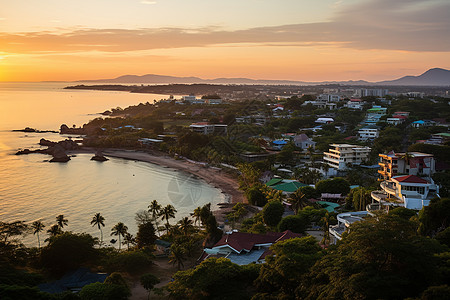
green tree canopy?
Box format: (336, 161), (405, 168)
(168, 257), (259, 300)
(79, 282), (130, 300)
(277, 215), (308, 234)
(253, 236), (322, 299)
(40, 232), (98, 276)
(136, 221), (157, 249)
(315, 177), (350, 195)
(262, 201), (285, 227)
(419, 197), (450, 236)
(246, 187), (268, 207)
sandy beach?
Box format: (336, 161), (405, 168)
(101, 149), (244, 203)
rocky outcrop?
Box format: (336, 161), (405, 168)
(49, 145), (70, 162)
(13, 127), (58, 133)
(16, 138), (78, 163)
(91, 150), (108, 162)
(60, 124), (86, 135)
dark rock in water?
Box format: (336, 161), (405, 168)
(13, 127), (58, 133)
(91, 150), (108, 161)
(49, 145), (70, 163)
(13, 127), (36, 132)
(15, 148), (47, 155)
(16, 149), (32, 155)
(40, 138), (56, 147)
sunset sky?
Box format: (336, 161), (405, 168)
(1, 0), (449, 82)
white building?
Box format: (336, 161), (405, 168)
(353, 88), (389, 98)
(329, 211), (372, 243)
(345, 99), (365, 110)
(358, 127), (379, 141)
(317, 94), (340, 102)
(189, 122), (227, 135)
(323, 144), (371, 174)
(371, 175), (439, 210)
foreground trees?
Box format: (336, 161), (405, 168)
(302, 214), (445, 300)
(40, 232), (98, 276)
(168, 257), (259, 300)
(253, 236), (322, 299)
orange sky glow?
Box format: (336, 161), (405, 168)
(1, 0), (449, 82)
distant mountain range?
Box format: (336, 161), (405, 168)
(78, 68), (450, 86)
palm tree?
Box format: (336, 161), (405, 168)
(111, 222), (128, 250)
(56, 215), (68, 230)
(148, 200), (162, 236)
(306, 145), (314, 163)
(123, 232), (135, 250)
(192, 206), (202, 227)
(288, 189), (310, 214)
(46, 224), (62, 240)
(90, 213), (105, 245)
(31, 220), (45, 249)
(321, 212), (331, 246)
(148, 200), (161, 220)
(160, 204), (177, 227)
(178, 217), (194, 236)
(169, 244), (186, 270)
(400, 152), (413, 172)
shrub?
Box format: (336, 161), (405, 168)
(105, 250), (152, 274)
(278, 215), (308, 234)
(246, 187), (267, 207)
(262, 201), (284, 227)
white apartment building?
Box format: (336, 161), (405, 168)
(317, 94), (340, 102)
(323, 144), (371, 175)
(358, 127), (379, 141)
(189, 122), (227, 135)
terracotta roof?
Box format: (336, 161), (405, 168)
(213, 230), (302, 253)
(393, 175), (430, 184)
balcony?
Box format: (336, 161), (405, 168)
(371, 190), (388, 202)
(380, 181), (397, 195)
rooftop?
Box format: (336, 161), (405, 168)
(393, 175), (430, 184)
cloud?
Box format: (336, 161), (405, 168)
(1, 0), (449, 54)
(141, 0), (156, 4)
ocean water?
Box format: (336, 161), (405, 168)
(0, 83), (224, 246)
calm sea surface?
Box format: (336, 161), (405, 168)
(0, 83), (224, 245)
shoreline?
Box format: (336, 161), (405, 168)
(70, 148), (245, 222)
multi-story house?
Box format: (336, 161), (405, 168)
(370, 175), (439, 210)
(372, 151), (438, 210)
(323, 144), (371, 175)
(377, 152), (435, 181)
